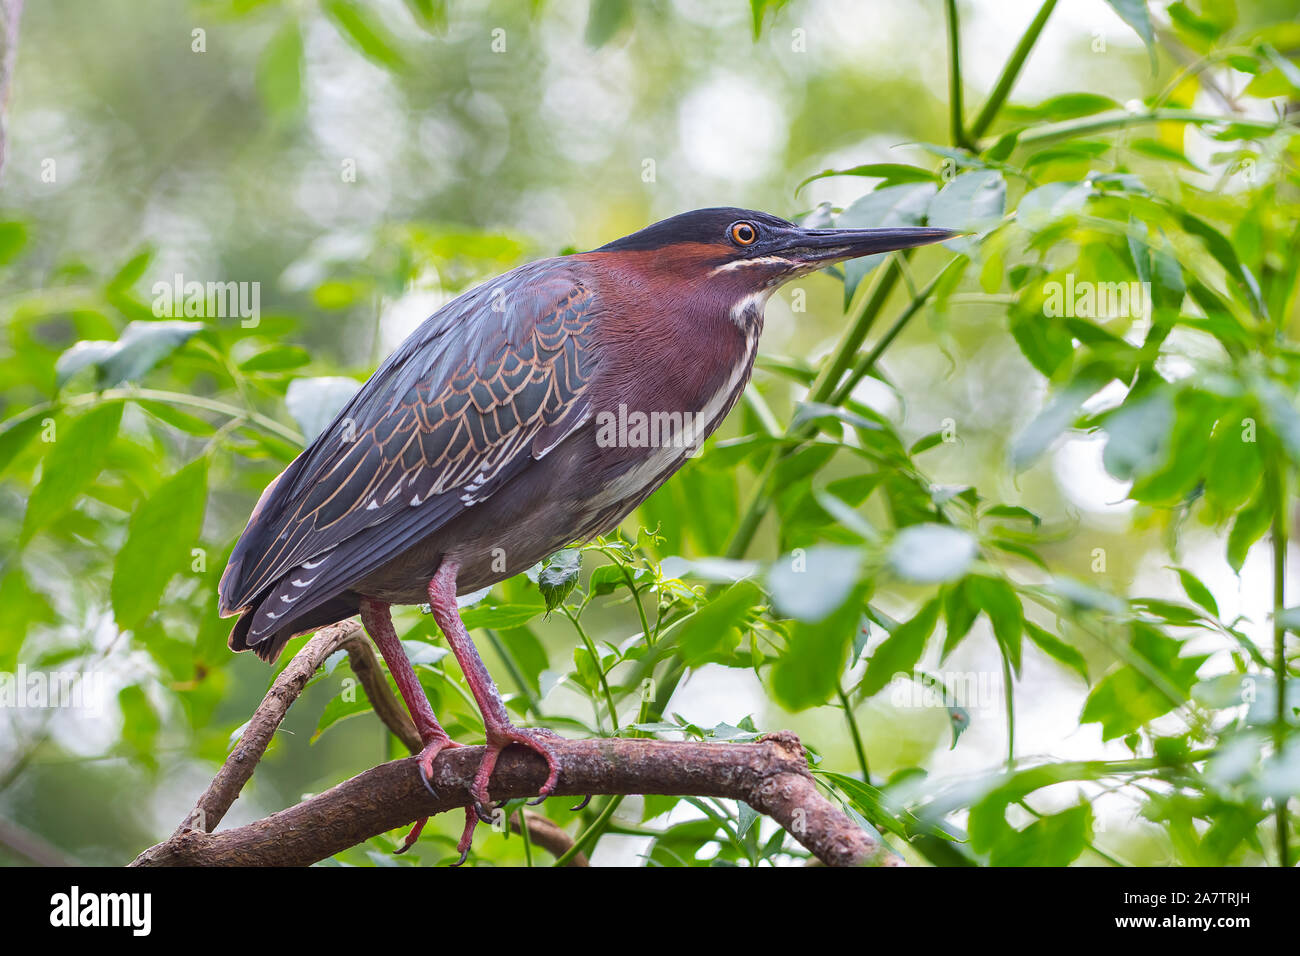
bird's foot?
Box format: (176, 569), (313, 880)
(414, 731), (463, 794)
(395, 806), (478, 865)
(470, 724), (563, 821)
(395, 731), (468, 857)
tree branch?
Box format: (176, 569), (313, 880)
(139, 620), (896, 868)
(133, 732), (891, 867)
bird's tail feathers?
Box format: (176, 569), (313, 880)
(228, 593), (361, 664)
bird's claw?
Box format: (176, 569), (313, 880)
(395, 733), (464, 855)
(415, 733), (462, 794)
(471, 725), (563, 812)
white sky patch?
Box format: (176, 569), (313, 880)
(678, 74), (786, 181)
(1081, 378), (1129, 415)
(1052, 435), (1135, 517)
(667, 664), (768, 729)
(963, 0), (1145, 100)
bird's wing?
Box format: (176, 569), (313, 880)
(219, 263), (600, 635)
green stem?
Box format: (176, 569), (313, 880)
(969, 0), (1058, 140)
(517, 810), (534, 867)
(829, 262), (957, 406)
(482, 628), (541, 717)
(552, 795), (623, 867)
(1001, 651), (1016, 771)
(1014, 109), (1288, 147)
(806, 259), (903, 406)
(0, 386), (305, 446)
(943, 0), (969, 149)
(565, 608), (619, 732)
(1266, 449), (1291, 869)
(837, 686), (870, 781)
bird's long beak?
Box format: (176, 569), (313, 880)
(776, 225), (958, 265)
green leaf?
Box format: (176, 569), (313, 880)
(1103, 0), (1156, 62)
(1081, 624), (1206, 739)
(927, 169), (1006, 255)
(587, 563), (631, 597)
(1129, 138), (1203, 172)
(403, 0), (448, 34)
(586, 0), (630, 47)
(239, 345), (311, 373)
(989, 804), (1091, 867)
(767, 546), (861, 622)
(1227, 487), (1271, 573)
(1008, 304), (1075, 379)
(112, 457), (209, 630)
(458, 604), (543, 631)
(771, 585), (867, 710)
(137, 401), (215, 436)
(315, 685), (375, 741)
(257, 20), (304, 120)
(941, 580), (978, 659)
(1024, 621), (1087, 680)
(0, 221), (28, 266)
(572, 645), (601, 692)
(322, 0), (407, 70)
(749, 0), (790, 39)
(887, 524), (977, 584)
(1011, 370), (1109, 469)
(1179, 211), (1264, 314)
(0, 414), (46, 477)
(117, 685), (160, 771)
(1101, 389), (1175, 481)
(1173, 567), (1219, 618)
(796, 164), (938, 195)
(56, 320), (204, 389)
(1204, 409), (1262, 512)
(109, 248), (153, 290)
(1003, 92), (1121, 123)
(966, 575), (1023, 674)
(21, 404), (123, 541)
(538, 549), (582, 611)
(860, 598), (940, 698)
(1256, 378), (1300, 463)
(984, 504), (1041, 527)
(676, 580), (761, 667)
(1129, 391), (1215, 504)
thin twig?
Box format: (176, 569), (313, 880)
(173, 621), (366, 835)
(511, 810), (589, 866)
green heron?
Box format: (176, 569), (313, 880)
(218, 207), (953, 862)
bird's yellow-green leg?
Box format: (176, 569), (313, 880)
(427, 558), (562, 821)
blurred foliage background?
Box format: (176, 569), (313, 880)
(1, 0), (1299, 866)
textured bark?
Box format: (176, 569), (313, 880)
(133, 732), (890, 867)
(135, 620), (896, 868)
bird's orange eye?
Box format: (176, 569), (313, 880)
(730, 221), (758, 245)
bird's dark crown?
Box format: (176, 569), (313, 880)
(596, 207), (796, 254)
